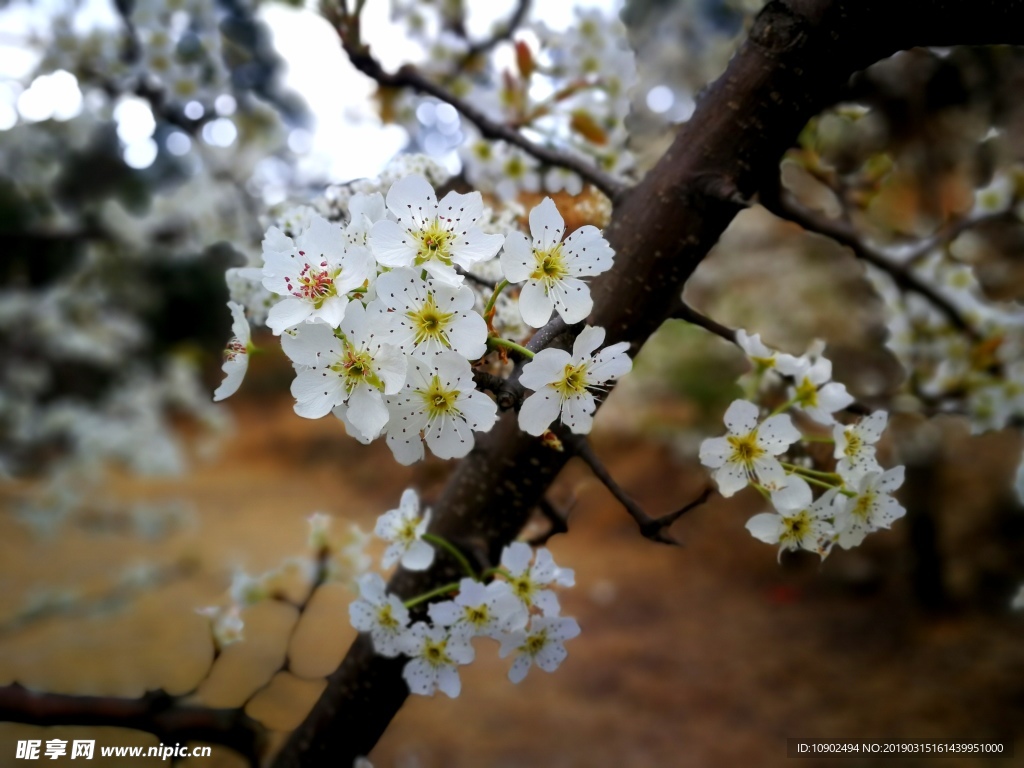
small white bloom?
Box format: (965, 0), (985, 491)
(261, 213), (375, 334)
(282, 302), (406, 439)
(401, 621), (475, 697)
(213, 301), (251, 402)
(833, 411), (888, 482)
(229, 570), (268, 607)
(375, 268), (487, 359)
(385, 351), (498, 464)
(1011, 585), (1024, 611)
(197, 605), (244, 649)
(698, 399), (801, 497)
(307, 512), (332, 550)
(745, 476), (838, 560)
(374, 488), (435, 571)
(428, 578), (528, 639)
(518, 325), (631, 436)
(348, 572), (410, 657)
(500, 197), (614, 327)
(973, 172), (1014, 215)
(784, 356), (854, 426)
(499, 615), (581, 684)
(500, 542), (575, 616)
(370, 174), (504, 286)
(833, 466), (906, 549)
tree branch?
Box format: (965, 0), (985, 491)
(337, 33), (626, 201)
(460, 0), (532, 65)
(569, 435), (711, 544)
(0, 686), (263, 766)
(759, 180), (980, 338)
(528, 496), (571, 546)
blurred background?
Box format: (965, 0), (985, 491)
(1, 0), (1024, 765)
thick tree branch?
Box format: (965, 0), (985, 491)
(274, 2), (1024, 765)
(337, 31), (626, 200)
(0, 686), (263, 765)
(528, 496), (571, 546)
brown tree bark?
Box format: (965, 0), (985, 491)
(273, 1), (1024, 765)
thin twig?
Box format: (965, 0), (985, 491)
(759, 182), (978, 339)
(460, 0), (532, 66)
(472, 370), (524, 411)
(569, 435), (712, 544)
(338, 38), (626, 201)
(670, 301), (738, 346)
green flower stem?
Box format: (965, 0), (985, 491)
(487, 336), (535, 360)
(480, 566), (512, 580)
(422, 533), (476, 579)
(770, 397), (797, 417)
(796, 474), (852, 495)
(403, 581), (462, 609)
(753, 484), (772, 501)
(483, 278), (511, 321)
(782, 462), (842, 481)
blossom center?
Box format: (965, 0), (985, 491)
(727, 433), (765, 466)
(332, 346), (384, 392)
(376, 603), (400, 630)
(422, 638), (451, 667)
(417, 375), (461, 420)
(781, 511), (810, 544)
(851, 492), (875, 520)
(510, 575), (534, 604)
(414, 221), (455, 266)
(409, 297), (454, 346)
(522, 629), (548, 656)
(794, 377), (819, 408)
(464, 605), (489, 627)
(843, 432), (863, 458)
(530, 245), (569, 284)
(224, 338), (245, 362)
(554, 362), (589, 398)
(284, 253), (340, 309)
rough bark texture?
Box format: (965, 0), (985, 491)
(272, 1), (1024, 764)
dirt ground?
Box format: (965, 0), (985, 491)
(1, 394), (1023, 768)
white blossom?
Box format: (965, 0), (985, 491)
(370, 174), (503, 287)
(500, 542), (575, 616)
(385, 351), (497, 464)
(498, 615), (580, 684)
(348, 572), (410, 657)
(428, 578), (528, 639)
(500, 197), (614, 327)
(375, 268), (487, 359)
(698, 399), (801, 497)
(833, 466), (906, 549)
(261, 213), (375, 334)
(782, 355), (854, 426)
(213, 301), (250, 402)
(745, 476), (838, 560)
(281, 302), (406, 439)
(833, 411), (888, 482)
(374, 488), (435, 571)
(401, 622), (475, 697)
(518, 325), (631, 436)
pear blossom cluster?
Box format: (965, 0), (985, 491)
(349, 488), (579, 696)
(383, 4), (637, 200)
(197, 512), (372, 649)
(217, 172), (632, 462)
(701, 331), (908, 559)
